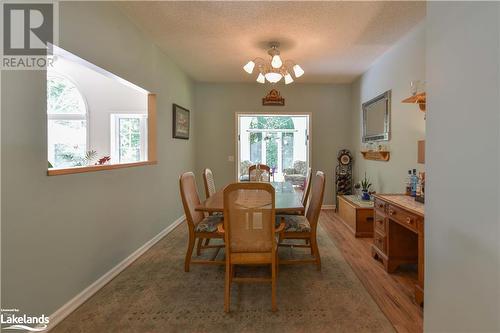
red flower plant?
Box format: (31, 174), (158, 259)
(96, 156), (111, 165)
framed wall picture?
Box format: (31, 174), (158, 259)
(172, 104), (190, 139)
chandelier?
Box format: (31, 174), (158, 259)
(243, 42), (304, 84)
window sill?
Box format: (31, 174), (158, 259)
(47, 160), (157, 176)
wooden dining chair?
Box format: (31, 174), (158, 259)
(277, 171), (326, 270)
(249, 164), (271, 182)
(201, 168), (222, 253)
(223, 182), (283, 312)
(179, 172), (225, 272)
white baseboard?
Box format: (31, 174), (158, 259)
(46, 215), (185, 332)
(321, 204), (336, 210)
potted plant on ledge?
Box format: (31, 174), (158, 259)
(359, 173), (372, 201)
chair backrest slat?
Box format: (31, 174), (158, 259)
(301, 167), (312, 207)
(249, 164), (271, 182)
(203, 168), (216, 199)
(306, 171), (326, 230)
(179, 172), (204, 230)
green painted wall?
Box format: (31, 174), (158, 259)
(425, 2), (500, 331)
(193, 83), (352, 205)
(1, 2), (195, 316)
(350, 23), (426, 193)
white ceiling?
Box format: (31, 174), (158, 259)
(120, 1), (425, 84)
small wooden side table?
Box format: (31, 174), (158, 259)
(337, 195), (374, 237)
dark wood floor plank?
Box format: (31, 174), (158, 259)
(321, 210), (423, 333)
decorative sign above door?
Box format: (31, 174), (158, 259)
(262, 89), (285, 106)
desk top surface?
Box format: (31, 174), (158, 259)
(375, 194), (425, 217)
(340, 195), (374, 209)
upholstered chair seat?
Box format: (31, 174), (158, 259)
(276, 215), (311, 233)
(194, 215), (223, 233)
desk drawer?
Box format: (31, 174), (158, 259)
(374, 198), (387, 213)
(373, 230), (386, 254)
(374, 213), (386, 234)
(387, 204), (418, 232)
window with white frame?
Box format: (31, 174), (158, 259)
(47, 74), (88, 168)
(110, 114), (148, 164)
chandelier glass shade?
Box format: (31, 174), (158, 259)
(256, 73), (266, 84)
(243, 42), (304, 84)
(264, 72), (282, 83)
(243, 61), (255, 74)
(271, 55), (283, 69)
(293, 64), (305, 78)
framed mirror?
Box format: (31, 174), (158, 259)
(362, 90), (391, 142)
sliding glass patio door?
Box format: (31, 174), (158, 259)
(237, 114), (310, 183)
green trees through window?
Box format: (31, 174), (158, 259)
(249, 116), (294, 171)
(238, 114), (309, 182)
(47, 75), (88, 168)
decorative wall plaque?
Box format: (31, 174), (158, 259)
(262, 89), (285, 106)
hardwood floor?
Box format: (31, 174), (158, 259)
(321, 210), (423, 333)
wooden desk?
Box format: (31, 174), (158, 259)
(337, 195), (374, 237)
(372, 194), (425, 305)
(196, 182), (304, 214)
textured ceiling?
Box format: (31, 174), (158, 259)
(120, 1), (425, 84)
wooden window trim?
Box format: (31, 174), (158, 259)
(48, 93), (157, 176)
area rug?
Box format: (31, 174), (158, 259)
(51, 218), (394, 332)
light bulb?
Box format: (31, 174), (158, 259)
(284, 73), (294, 84)
(264, 72), (282, 83)
(256, 73), (265, 84)
(243, 61), (255, 74)
(271, 55), (282, 69)
(293, 64), (304, 78)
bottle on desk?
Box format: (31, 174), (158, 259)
(410, 169), (417, 197)
(416, 172), (423, 197)
(405, 170), (412, 195)
(415, 172), (425, 203)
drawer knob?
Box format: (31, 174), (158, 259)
(389, 209), (395, 215)
(406, 217), (411, 224)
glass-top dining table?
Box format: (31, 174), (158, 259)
(195, 181), (304, 214)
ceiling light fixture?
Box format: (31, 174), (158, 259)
(243, 42), (304, 84)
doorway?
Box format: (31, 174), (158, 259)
(236, 113), (310, 183)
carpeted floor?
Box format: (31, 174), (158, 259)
(51, 219), (394, 332)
